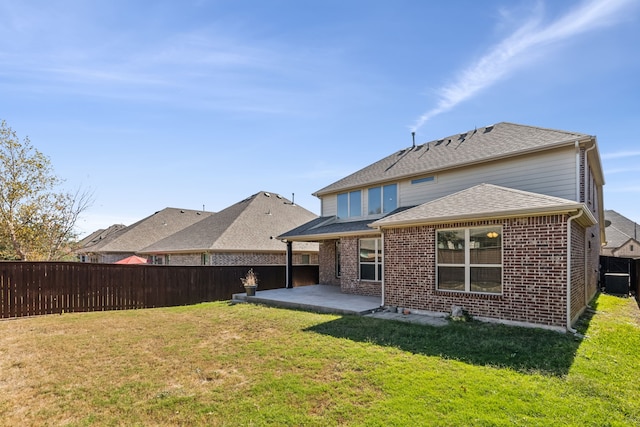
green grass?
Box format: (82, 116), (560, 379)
(0, 293), (638, 426)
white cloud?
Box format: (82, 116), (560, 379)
(411, 0), (637, 132)
(602, 150), (640, 160)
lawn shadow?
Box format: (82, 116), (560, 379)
(305, 312), (591, 377)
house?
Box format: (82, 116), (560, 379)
(138, 191), (319, 266)
(280, 122), (605, 331)
(76, 224), (127, 262)
(602, 210), (640, 259)
(76, 208), (214, 263)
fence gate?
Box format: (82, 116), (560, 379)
(599, 256), (635, 296)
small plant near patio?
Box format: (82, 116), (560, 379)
(240, 269), (258, 287)
(241, 268), (258, 296)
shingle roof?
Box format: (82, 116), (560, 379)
(371, 184), (596, 228)
(604, 210), (640, 249)
(278, 206), (414, 241)
(139, 192), (319, 253)
(79, 208), (214, 253)
(76, 224), (127, 250)
(315, 122), (591, 196)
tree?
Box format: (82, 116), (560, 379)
(0, 120), (92, 261)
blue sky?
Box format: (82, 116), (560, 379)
(1, 0), (639, 236)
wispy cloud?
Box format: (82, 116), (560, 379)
(605, 167), (640, 175)
(606, 185), (640, 193)
(411, 0), (636, 132)
(602, 150), (640, 160)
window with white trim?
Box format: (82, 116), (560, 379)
(437, 226), (502, 293)
(359, 238), (382, 281)
(337, 190), (362, 219)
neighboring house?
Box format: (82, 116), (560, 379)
(76, 224), (127, 262)
(280, 122), (605, 331)
(602, 210), (640, 259)
(76, 208), (214, 263)
(138, 191), (319, 266)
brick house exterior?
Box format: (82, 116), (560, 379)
(280, 123), (605, 331)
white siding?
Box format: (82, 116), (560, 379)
(401, 147), (577, 207)
(322, 193), (338, 216)
(320, 146), (578, 218)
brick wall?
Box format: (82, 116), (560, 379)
(339, 235), (382, 297)
(319, 240), (340, 286)
(97, 253), (137, 264)
(158, 252), (318, 266)
(570, 221), (586, 322)
(383, 215), (584, 329)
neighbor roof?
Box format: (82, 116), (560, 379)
(78, 208), (214, 254)
(370, 184), (596, 228)
(139, 192), (319, 254)
(604, 210), (640, 249)
(77, 224), (127, 250)
(315, 122), (594, 196)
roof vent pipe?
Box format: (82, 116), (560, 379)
(411, 131), (416, 148)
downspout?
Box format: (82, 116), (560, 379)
(567, 210), (584, 333)
(583, 141), (598, 305)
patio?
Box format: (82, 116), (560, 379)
(232, 284), (449, 326)
(232, 284), (381, 315)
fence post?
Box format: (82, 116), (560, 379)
(286, 241), (293, 289)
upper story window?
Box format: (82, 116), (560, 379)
(337, 190), (362, 219)
(368, 184), (398, 215)
(411, 176), (435, 185)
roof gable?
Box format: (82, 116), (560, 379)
(139, 192), (319, 253)
(84, 208), (214, 253)
(315, 122), (591, 196)
(604, 210), (640, 248)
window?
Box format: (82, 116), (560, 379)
(368, 184), (398, 215)
(337, 190), (362, 218)
(301, 254), (310, 264)
(437, 226), (502, 293)
(360, 238), (382, 281)
(201, 253), (209, 265)
(335, 241), (341, 277)
(411, 176), (435, 185)
(164, 254), (170, 265)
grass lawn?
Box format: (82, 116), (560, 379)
(0, 293), (638, 426)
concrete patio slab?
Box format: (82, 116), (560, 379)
(232, 285), (450, 327)
(232, 284), (381, 315)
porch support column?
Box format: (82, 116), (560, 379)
(286, 241), (293, 289)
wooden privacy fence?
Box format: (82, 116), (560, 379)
(0, 262), (319, 319)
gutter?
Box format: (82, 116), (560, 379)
(566, 209), (584, 333)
